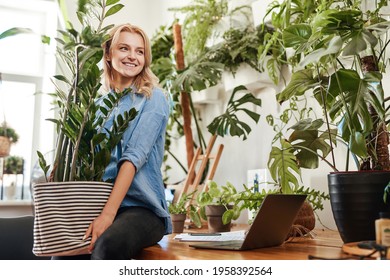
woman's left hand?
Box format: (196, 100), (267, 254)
(84, 212), (115, 253)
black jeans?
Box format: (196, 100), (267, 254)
(52, 206), (165, 260)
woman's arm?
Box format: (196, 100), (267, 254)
(84, 161), (136, 252)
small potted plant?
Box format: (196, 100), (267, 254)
(194, 181), (243, 233)
(0, 123), (19, 157)
(3, 155), (24, 200)
(4, 155), (24, 175)
(168, 190), (201, 233)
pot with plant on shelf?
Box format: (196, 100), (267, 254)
(3, 155), (24, 200)
(0, 123), (18, 158)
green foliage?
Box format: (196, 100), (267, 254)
(37, 0), (137, 182)
(269, 0), (390, 172)
(150, 1), (275, 184)
(208, 85), (262, 140)
(167, 190), (202, 228)
(4, 156), (24, 174)
(292, 185), (330, 212)
(151, 25), (175, 60)
(265, 93), (333, 208)
(259, 1), (390, 211)
(169, 0), (229, 62)
(168, 190), (196, 214)
(268, 139), (301, 194)
(196, 181), (241, 225)
(205, 24), (274, 75)
(173, 61), (224, 93)
(0, 124), (19, 143)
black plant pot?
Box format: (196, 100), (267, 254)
(328, 171), (390, 243)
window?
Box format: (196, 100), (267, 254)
(0, 0), (58, 200)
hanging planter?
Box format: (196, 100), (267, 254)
(0, 136), (11, 157)
(191, 84), (222, 104)
(0, 124), (19, 157)
(222, 60), (278, 93)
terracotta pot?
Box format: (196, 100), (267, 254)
(205, 205), (232, 233)
(170, 213), (187, 233)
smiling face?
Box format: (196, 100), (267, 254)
(107, 31), (145, 90)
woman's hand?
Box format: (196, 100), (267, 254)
(84, 161), (136, 253)
(84, 212), (115, 253)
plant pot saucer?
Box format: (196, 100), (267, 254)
(342, 241), (390, 259)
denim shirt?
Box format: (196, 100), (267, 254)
(98, 87), (172, 234)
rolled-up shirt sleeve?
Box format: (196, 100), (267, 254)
(119, 110), (166, 171)
(117, 89), (169, 172)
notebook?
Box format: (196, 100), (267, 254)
(189, 193), (307, 251)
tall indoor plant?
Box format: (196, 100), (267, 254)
(32, 0), (141, 256)
(261, 0), (390, 242)
(37, 0), (137, 182)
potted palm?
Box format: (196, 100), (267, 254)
(260, 0), (390, 242)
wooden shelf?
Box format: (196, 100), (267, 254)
(0, 200), (34, 217)
(0, 200), (32, 206)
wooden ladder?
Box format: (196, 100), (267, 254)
(178, 134), (224, 204)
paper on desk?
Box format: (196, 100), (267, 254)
(174, 230), (246, 242)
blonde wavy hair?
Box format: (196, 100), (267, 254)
(102, 23), (159, 97)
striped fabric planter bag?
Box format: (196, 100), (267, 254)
(32, 181), (113, 256)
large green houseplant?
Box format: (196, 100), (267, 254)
(37, 0), (137, 182)
(261, 0), (390, 242)
(31, 0), (141, 256)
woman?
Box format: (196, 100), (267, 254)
(55, 23), (172, 260)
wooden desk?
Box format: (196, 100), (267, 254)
(137, 225), (352, 260)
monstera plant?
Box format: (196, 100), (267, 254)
(261, 0), (390, 242)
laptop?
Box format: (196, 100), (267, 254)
(189, 193), (307, 251)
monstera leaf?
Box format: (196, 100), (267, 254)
(173, 61), (224, 92)
(207, 85), (262, 140)
(267, 139), (300, 194)
(288, 118), (337, 169)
